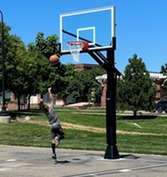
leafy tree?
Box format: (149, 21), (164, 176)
(28, 32), (75, 95)
(0, 23), (42, 110)
(0, 24), (29, 110)
(28, 32), (59, 58)
(117, 54), (156, 117)
(63, 67), (106, 104)
(0, 23), (76, 109)
(0, 24), (18, 91)
(46, 63), (76, 96)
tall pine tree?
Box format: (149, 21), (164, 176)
(117, 54), (156, 117)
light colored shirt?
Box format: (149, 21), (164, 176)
(45, 104), (58, 124)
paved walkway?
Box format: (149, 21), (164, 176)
(0, 145), (167, 177)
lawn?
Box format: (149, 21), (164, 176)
(0, 107), (167, 155)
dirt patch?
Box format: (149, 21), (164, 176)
(15, 116), (167, 136)
(62, 123), (167, 136)
(62, 122), (105, 133)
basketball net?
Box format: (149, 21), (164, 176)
(67, 41), (85, 62)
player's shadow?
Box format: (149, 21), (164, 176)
(119, 154), (139, 159)
(54, 160), (70, 164)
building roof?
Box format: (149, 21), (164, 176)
(96, 72), (167, 81)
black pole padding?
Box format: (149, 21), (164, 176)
(0, 10), (7, 113)
(104, 48), (119, 159)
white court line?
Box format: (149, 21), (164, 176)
(131, 162), (167, 171)
(0, 168), (11, 172)
(6, 159), (17, 162)
(119, 169), (132, 172)
(65, 162), (167, 177)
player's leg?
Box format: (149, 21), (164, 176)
(51, 127), (57, 159)
(58, 125), (65, 139)
(51, 132), (57, 159)
(56, 125), (65, 144)
(51, 123), (61, 159)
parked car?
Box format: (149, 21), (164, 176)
(156, 97), (167, 113)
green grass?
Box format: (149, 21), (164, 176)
(0, 108), (167, 155)
(117, 117), (167, 134)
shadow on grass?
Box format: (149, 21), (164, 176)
(8, 109), (42, 119)
(118, 115), (158, 120)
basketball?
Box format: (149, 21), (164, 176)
(49, 54), (59, 65)
(82, 41), (89, 51)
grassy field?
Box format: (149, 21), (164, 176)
(0, 107), (167, 156)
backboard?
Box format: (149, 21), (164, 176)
(59, 6), (116, 55)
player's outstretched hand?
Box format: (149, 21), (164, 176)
(48, 87), (52, 93)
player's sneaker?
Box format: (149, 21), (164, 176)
(52, 153), (57, 160)
(55, 137), (60, 146)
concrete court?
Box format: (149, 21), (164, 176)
(0, 145), (167, 177)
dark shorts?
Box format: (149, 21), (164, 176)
(50, 122), (65, 139)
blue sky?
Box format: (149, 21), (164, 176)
(1, 0), (167, 72)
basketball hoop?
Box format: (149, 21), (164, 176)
(67, 41), (88, 62)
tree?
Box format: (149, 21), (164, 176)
(27, 32), (75, 95)
(63, 67), (106, 104)
(117, 54), (156, 117)
(0, 23), (76, 109)
(0, 24), (29, 110)
(28, 32), (59, 58)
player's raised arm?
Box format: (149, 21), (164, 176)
(48, 87), (54, 106)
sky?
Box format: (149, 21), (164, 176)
(1, 0), (167, 73)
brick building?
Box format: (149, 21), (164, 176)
(74, 63), (100, 71)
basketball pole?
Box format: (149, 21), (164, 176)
(87, 37), (120, 159)
(60, 38), (120, 158)
(104, 37), (119, 159)
(0, 10), (7, 113)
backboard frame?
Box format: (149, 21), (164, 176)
(59, 5), (116, 55)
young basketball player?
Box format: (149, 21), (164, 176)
(39, 87), (65, 160)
